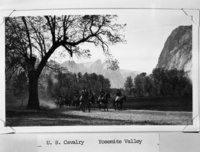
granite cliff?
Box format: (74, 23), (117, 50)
(156, 25), (192, 79)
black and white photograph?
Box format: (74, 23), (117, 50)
(5, 9), (194, 127)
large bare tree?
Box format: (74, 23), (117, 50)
(5, 15), (126, 109)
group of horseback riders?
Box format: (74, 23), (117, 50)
(55, 88), (126, 112)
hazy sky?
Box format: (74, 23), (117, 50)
(53, 9), (192, 74)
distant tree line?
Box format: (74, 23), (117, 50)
(124, 68), (192, 97)
(46, 70), (111, 99)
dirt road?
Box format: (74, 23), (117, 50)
(6, 107), (192, 126)
(63, 108), (192, 125)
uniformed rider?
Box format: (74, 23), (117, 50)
(115, 89), (122, 101)
(81, 87), (88, 99)
(88, 89), (94, 103)
(74, 89), (79, 99)
(88, 89), (94, 98)
(99, 89), (105, 100)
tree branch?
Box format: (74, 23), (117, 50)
(62, 44), (73, 57)
(45, 16), (55, 43)
(21, 17), (32, 58)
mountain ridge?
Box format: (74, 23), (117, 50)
(61, 59), (140, 88)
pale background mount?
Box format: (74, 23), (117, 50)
(0, 0), (200, 152)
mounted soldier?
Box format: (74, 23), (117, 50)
(97, 89), (105, 109)
(64, 94), (68, 106)
(58, 95), (64, 108)
(98, 89), (105, 101)
(80, 87), (88, 112)
(114, 89), (126, 110)
(114, 89), (121, 109)
(88, 89), (95, 110)
(98, 89), (110, 111)
(103, 91), (111, 111)
(55, 96), (60, 107)
(73, 89), (80, 110)
(115, 89), (122, 101)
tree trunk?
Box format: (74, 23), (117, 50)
(27, 56), (40, 109)
(27, 77), (40, 109)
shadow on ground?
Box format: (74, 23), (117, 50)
(6, 108), (177, 126)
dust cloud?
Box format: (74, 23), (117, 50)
(6, 94), (57, 110)
(39, 99), (57, 109)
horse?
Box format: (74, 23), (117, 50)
(114, 95), (126, 110)
(60, 97), (65, 108)
(64, 95), (69, 107)
(98, 93), (110, 111)
(79, 96), (85, 111)
(68, 96), (73, 107)
(86, 97), (92, 112)
(73, 96), (80, 110)
(55, 97), (64, 108)
(55, 98), (60, 107)
(88, 93), (95, 110)
(79, 92), (90, 112)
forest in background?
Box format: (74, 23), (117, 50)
(124, 67), (192, 97)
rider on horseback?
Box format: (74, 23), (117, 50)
(81, 87), (88, 98)
(88, 89), (94, 108)
(88, 89), (94, 101)
(99, 89), (105, 101)
(74, 89), (79, 99)
(81, 87), (90, 102)
(79, 87), (86, 111)
(115, 89), (122, 102)
(73, 89), (79, 107)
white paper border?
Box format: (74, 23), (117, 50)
(0, 8), (199, 133)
